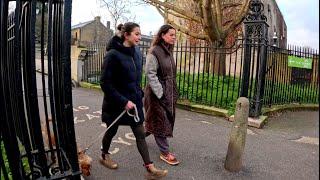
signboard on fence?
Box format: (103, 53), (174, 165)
(288, 56), (313, 69)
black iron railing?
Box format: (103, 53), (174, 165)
(81, 39), (247, 109)
(171, 40), (245, 109)
(264, 45), (319, 106)
(1, 0), (80, 179)
(81, 39), (319, 112)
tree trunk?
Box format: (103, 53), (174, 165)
(211, 41), (226, 76)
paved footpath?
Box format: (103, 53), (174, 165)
(66, 87), (319, 180)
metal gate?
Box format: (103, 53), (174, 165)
(1, 0), (80, 179)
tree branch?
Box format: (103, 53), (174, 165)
(214, 0), (222, 30)
(156, 7), (209, 41)
(99, 0), (137, 27)
(224, 0), (250, 36)
(157, 5), (198, 22)
(222, 2), (242, 10)
(202, 0), (219, 41)
(144, 0), (202, 23)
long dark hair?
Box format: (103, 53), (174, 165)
(150, 24), (175, 52)
(119, 22), (140, 40)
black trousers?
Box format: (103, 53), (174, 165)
(102, 123), (151, 164)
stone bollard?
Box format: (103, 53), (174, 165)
(224, 97), (249, 172)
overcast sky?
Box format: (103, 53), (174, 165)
(71, 0), (318, 50)
(275, 0), (319, 50)
(71, 0), (163, 36)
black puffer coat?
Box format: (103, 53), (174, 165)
(100, 36), (144, 126)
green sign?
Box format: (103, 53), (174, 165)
(288, 56), (313, 69)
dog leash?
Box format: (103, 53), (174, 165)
(83, 105), (140, 152)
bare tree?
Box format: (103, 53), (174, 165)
(142, 0), (251, 75)
(98, 0), (137, 31)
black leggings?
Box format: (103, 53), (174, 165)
(102, 123), (151, 164)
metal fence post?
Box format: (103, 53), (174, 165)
(62, 0), (81, 178)
(240, 28), (252, 98)
(241, 0), (269, 117)
(1, 1), (25, 179)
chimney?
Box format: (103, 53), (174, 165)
(94, 16), (101, 22)
(107, 21), (111, 29)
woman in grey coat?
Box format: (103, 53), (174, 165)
(144, 25), (180, 165)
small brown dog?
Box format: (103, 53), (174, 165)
(41, 118), (92, 176)
(77, 149), (93, 176)
(41, 117), (56, 147)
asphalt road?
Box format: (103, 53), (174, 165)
(34, 72), (318, 180)
(69, 87), (319, 180)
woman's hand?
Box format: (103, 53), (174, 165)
(125, 101), (135, 110)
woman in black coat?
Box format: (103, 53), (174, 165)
(100, 22), (167, 179)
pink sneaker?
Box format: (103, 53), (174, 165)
(160, 152), (180, 166)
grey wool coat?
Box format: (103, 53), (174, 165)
(144, 43), (178, 137)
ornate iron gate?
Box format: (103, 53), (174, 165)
(240, 0), (319, 116)
(1, 0), (80, 179)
